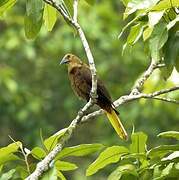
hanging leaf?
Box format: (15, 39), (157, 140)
(86, 146), (129, 176)
(149, 22), (168, 61)
(143, 26), (153, 41)
(43, 3), (57, 31)
(127, 23), (145, 45)
(148, 11), (164, 27)
(24, 0), (44, 39)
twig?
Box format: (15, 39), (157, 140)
(26, 0), (97, 179)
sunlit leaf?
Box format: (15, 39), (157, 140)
(0, 0), (17, 16)
(56, 143), (104, 159)
(147, 144), (179, 159)
(162, 151), (179, 161)
(127, 23), (145, 45)
(158, 131), (179, 140)
(44, 128), (67, 151)
(41, 167), (57, 180)
(108, 164), (138, 180)
(55, 160), (78, 171)
(143, 26), (153, 41)
(43, 3), (57, 31)
(148, 11), (164, 27)
(31, 147), (46, 159)
(86, 146), (129, 176)
(152, 0), (179, 11)
(130, 132), (148, 153)
(0, 169), (15, 180)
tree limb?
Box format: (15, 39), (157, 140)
(26, 1), (179, 179)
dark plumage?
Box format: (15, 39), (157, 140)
(60, 53), (128, 140)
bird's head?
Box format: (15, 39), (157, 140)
(60, 53), (82, 66)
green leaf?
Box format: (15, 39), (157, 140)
(44, 128), (67, 151)
(162, 151), (179, 161)
(152, 0), (179, 11)
(148, 11), (164, 27)
(43, 3), (57, 31)
(161, 162), (174, 177)
(41, 167), (57, 180)
(57, 171), (66, 180)
(149, 22), (168, 61)
(130, 132), (148, 153)
(86, 146), (129, 176)
(65, 0), (73, 15)
(167, 15), (179, 30)
(147, 144), (179, 159)
(127, 23), (144, 45)
(55, 160), (78, 171)
(0, 141), (22, 160)
(56, 143), (104, 159)
(125, 0), (160, 17)
(0, 154), (20, 165)
(84, 0), (95, 5)
(0, 0), (17, 16)
(158, 131), (179, 140)
(108, 164), (138, 180)
(160, 65), (173, 80)
(24, 0), (44, 39)
(0, 169), (16, 180)
(31, 147), (46, 159)
(143, 26), (153, 41)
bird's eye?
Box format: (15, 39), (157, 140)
(67, 55), (70, 58)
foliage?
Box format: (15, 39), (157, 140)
(0, 0), (178, 179)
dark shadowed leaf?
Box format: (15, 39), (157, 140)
(24, 0), (44, 39)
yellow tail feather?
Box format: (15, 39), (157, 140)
(105, 109), (128, 140)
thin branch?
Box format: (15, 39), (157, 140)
(26, 0), (97, 179)
(73, 0), (78, 22)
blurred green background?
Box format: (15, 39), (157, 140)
(0, 1), (179, 179)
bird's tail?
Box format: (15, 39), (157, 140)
(105, 108), (128, 140)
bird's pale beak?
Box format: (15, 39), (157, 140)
(60, 57), (69, 65)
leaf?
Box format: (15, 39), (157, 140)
(127, 23), (144, 45)
(0, 169), (16, 180)
(55, 160), (78, 171)
(84, 0), (95, 6)
(57, 171), (66, 180)
(56, 143), (104, 159)
(0, 154), (20, 165)
(167, 15), (179, 30)
(24, 0), (44, 39)
(158, 131), (179, 140)
(147, 144), (179, 159)
(41, 167), (57, 180)
(44, 128), (67, 151)
(149, 22), (168, 61)
(86, 146), (129, 176)
(125, 0), (160, 17)
(143, 26), (153, 41)
(130, 132), (148, 153)
(0, 0), (17, 16)
(0, 141), (22, 160)
(108, 164), (138, 180)
(162, 151), (179, 161)
(148, 11), (164, 27)
(160, 65), (173, 80)
(161, 162), (174, 177)
(152, 0), (179, 11)
(31, 147), (46, 159)
(43, 3), (57, 31)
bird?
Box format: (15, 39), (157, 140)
(60, 53), (128, 140)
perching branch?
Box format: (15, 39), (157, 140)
(26, 1), (179, 179)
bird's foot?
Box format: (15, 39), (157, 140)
(90, 91), (98, 103)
